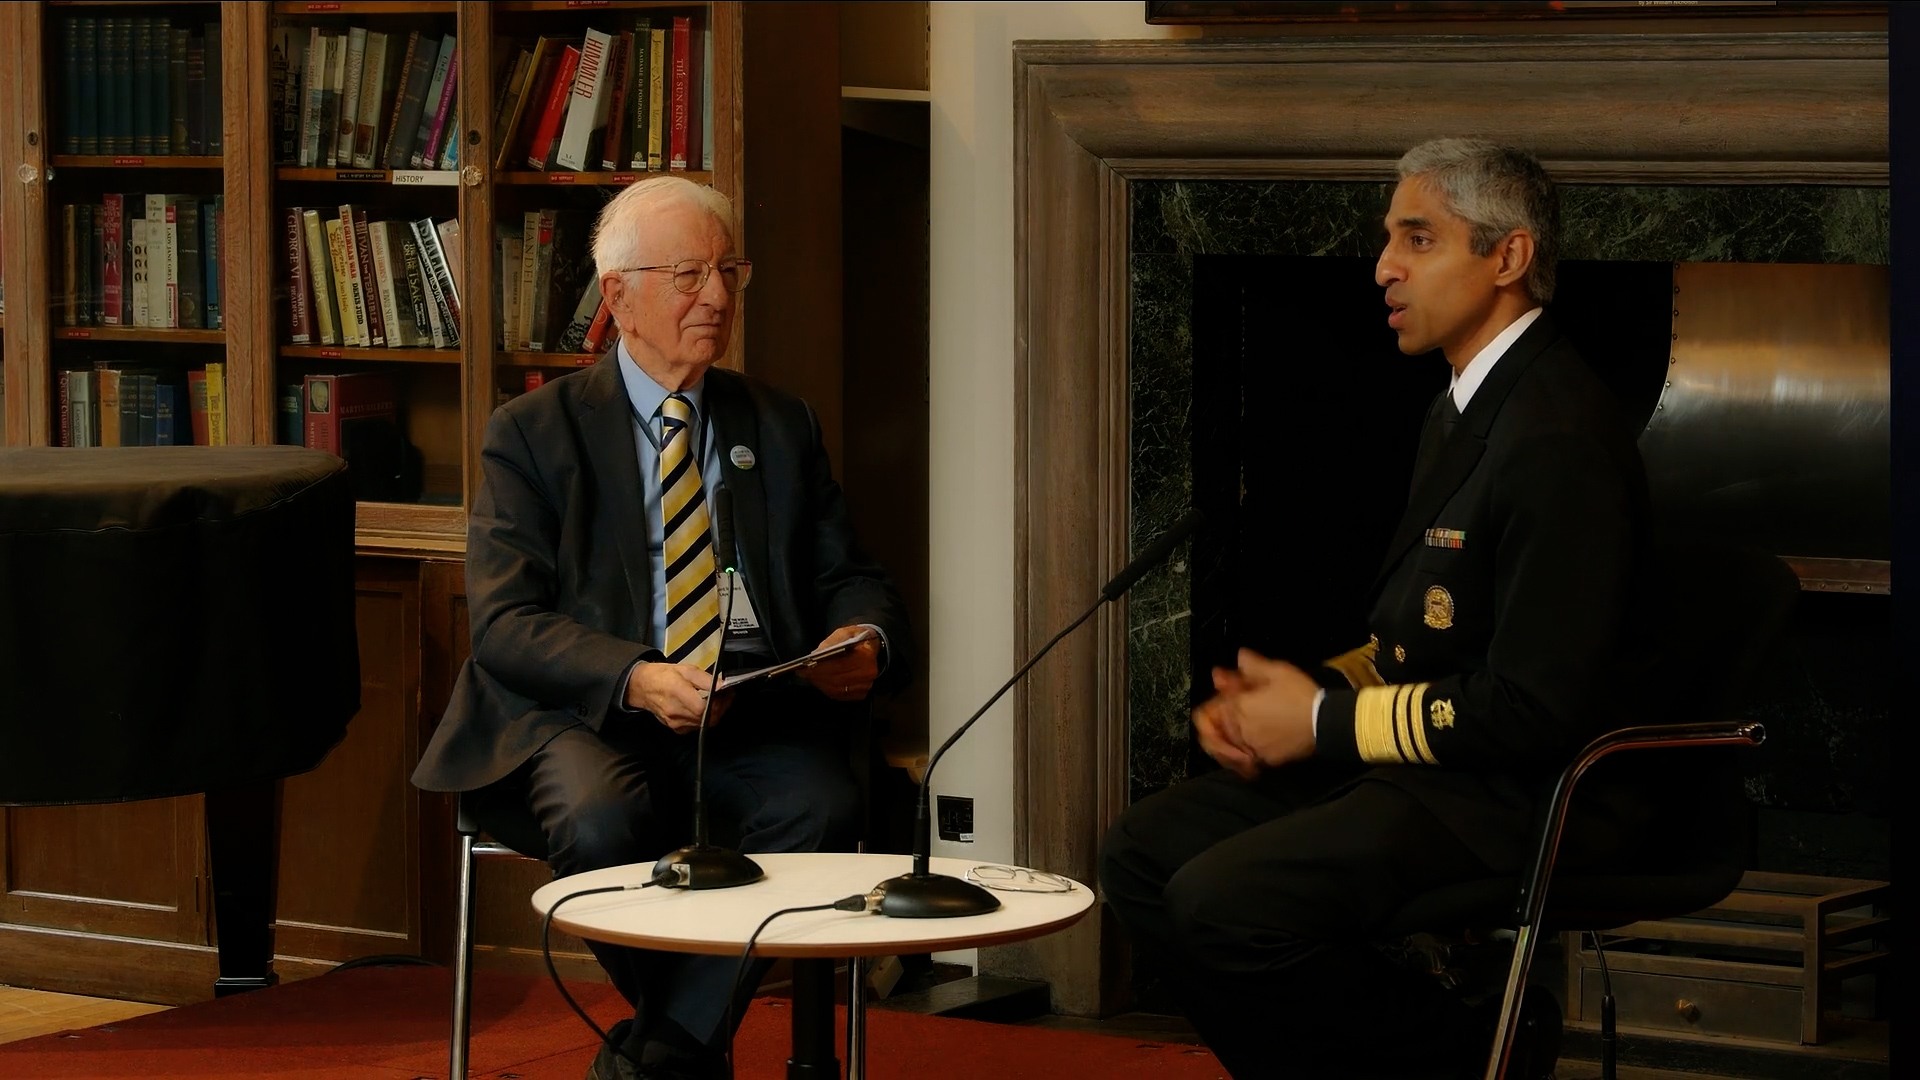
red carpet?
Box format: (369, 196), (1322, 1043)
(0, 966), (1224, 1079)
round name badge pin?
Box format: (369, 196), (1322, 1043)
(729, 445), (756, 470)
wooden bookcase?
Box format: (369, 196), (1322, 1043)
(0, 0), (747, 1003)
(0, 0), (744, 555)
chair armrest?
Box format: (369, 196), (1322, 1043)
(1510, 721), (1766, 927)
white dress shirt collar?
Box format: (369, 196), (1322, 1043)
(1450, 306), (1544, 412)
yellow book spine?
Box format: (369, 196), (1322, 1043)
(205, 362), (227, 446)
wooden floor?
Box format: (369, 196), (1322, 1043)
(0, 985), (170, 1047)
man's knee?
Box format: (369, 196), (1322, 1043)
(754, 774), (861, 852)
(1163, 854), (1315, 976)
(1098, 800), (1163, 912)
(547, 791), (654, 874)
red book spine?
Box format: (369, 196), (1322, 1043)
(669, 17), (690, 170)
(102, 194), (124, 324)
(526, 46), (580, 170)
(304, 374), (338, 452)
(581, 299), (613, 354)
(524, 370), (545, 392)
(286, 208), (313, 343)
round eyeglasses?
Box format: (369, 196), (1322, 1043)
(964, 864), (1076, 894)
(618, 257), (754, 294)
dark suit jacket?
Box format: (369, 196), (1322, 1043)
(1314, 312), (1659, 871)
(412, 354), (913, 794)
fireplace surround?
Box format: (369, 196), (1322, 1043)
(996, 32), (1888, 1017)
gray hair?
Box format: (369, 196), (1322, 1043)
(591, 176), (737, 279)
(1395, 138), (1559, 303)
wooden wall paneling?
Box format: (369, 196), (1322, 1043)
(998, 32), (1888, 1018)
(2, 1), (51, 446)
(457, 1), (494, 515)
(713, 1), (745, 374)
(742, 2), (843, 464)
(271, 559), (423, 964)
(0, 795), (207, 945)
(223, 0), (274, 446)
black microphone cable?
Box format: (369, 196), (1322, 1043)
(540, 870), (680, 1072)
(720, 892), (874, 1079)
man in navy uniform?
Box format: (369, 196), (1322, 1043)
(1101, 139), (1656, 1078)
(414, 176), (911, 1080)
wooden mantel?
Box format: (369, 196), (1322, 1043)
(999, 32), (1887, 1016)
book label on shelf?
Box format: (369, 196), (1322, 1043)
(546, 173), (577, 184)
(392, 170), (458, 186)
(610, 173), (637, 184)
(113, 157), (147, 166)
(567, 2), (612, 7)
(317, 348), (344, 359)
(68, 329), (93, 339)
(337, 170), (386, 182)
(305, 2), (345, 11)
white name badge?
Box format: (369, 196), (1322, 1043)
(718, 572), (762, 638)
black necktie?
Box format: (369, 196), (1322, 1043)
(1411, 390), (1460, 495)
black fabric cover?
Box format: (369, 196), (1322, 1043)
(0, 447), (359, 805)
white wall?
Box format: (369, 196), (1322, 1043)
(925, 3), (1198, 896)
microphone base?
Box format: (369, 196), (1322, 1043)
(654, 844), (765, 890)
(875, 872), (1002, 918)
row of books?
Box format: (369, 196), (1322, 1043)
(62, 196), (226, 330)
(58, 363), (226, 447)
(285, 208), (463, 349)
(57, 17), (224, 157)
(272, 26), (461, 172)
(494, 209), (609, 354)
(493, 17), (713, 174)
(279, 373), (414, 503)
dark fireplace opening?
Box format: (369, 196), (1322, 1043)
(1181, 253), (1890, 884)
(1188, 255), (1674, 695)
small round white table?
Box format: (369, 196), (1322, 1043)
(531, 853), (1095, 1079)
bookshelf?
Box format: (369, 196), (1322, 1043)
(0, 0), (744, 551)
(0, 0), (753, 1006)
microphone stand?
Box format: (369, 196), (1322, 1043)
(872, 510), (1205, 918)
(655, 489), (765, 890)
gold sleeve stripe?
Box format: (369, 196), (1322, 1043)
(1353, 683), (1437, 766)
(1322, 641), (1385, 689)
(1396, 683), (1439, 765)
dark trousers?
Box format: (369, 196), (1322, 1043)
(1099, 762), (1490, 1080)
(515, 689), (861, 1048)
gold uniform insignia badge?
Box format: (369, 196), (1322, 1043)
(1430, 698), (1456, 729)
(1423, 586), (1454, 630)
(1393, 644), (1407, 663)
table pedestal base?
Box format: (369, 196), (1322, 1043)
(787, 958), (840, 1078)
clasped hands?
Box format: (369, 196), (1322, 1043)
(1194, 649), (1321, 780)
(624, 625), (880, 734)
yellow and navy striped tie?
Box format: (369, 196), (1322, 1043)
(659, 394), (720, 670)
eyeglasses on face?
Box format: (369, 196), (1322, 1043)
(615, 257), (754, 294)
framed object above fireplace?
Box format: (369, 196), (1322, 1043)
(1143, 1), (1888, 23)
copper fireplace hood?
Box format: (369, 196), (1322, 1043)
(1639, 263), (1890, 594)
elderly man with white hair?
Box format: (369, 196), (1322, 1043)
(415, 176), (912, 1080)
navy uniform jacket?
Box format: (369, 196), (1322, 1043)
(1314, 312), (1658, 872)
(412, 354), (912, 795)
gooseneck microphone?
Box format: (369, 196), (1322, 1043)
(655, 486), (765, 890)
(871, 509), (1206, 917)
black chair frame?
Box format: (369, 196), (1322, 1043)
(1480, 719), (1766, 1080)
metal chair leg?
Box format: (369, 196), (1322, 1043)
(450, 832), (478, 1080)
(1483, 922), (1542, 1080)
(846, 956), (866, 1080)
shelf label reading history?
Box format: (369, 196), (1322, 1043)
(392, 170), (459, 187)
